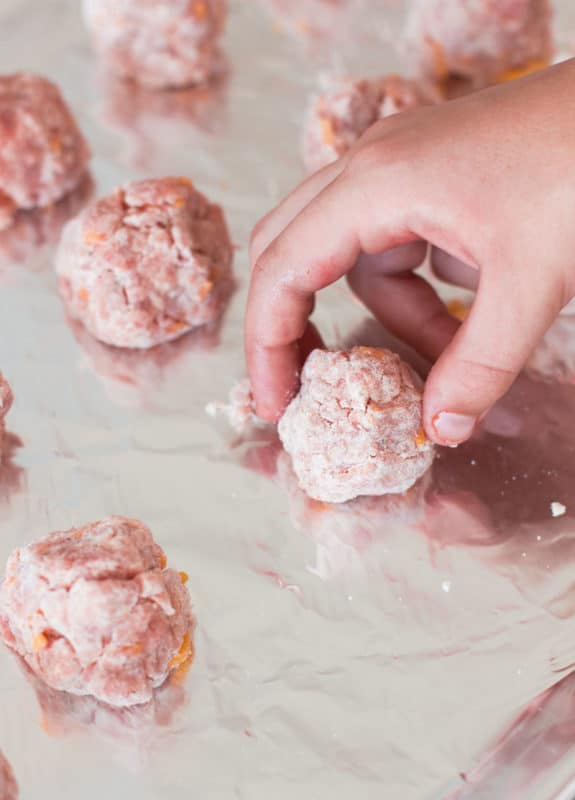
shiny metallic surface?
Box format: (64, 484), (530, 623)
(1, 1), (575, 798)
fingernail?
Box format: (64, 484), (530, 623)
(432, 412), (476, 446)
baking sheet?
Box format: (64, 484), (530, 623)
(2, 1), (575, 798)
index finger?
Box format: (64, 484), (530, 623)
(244, 156), (422, 421)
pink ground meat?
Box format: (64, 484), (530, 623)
(0, 73), (90, 230)
(302, 73), (427, 172)
(0, 516), (193, 708)
(278, 347), (434, 503)
(83, 0), (227, 89)
(403, 0), (552, 92)
(56, 177), (233, 349)
(0, 752), (17, 800)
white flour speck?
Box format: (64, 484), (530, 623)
(551, 502), (566, 518)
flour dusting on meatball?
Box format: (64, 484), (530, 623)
(278, 348), (434, 503)
(56, 177), (233, 349)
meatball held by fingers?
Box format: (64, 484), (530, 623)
(278, 347), (434, 503)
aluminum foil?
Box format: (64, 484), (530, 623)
(1, 1), (575, 798)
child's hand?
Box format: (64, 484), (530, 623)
(245, 59), (575, 446)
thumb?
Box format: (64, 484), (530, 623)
(423, 268), (564, 446)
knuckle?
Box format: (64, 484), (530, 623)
(343, 142), (416, 226)
(346, 122), (414, 178)
(345, 139), (391, 176)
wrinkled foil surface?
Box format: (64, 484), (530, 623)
(2, 1), (575, 798)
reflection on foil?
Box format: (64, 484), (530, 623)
(0, 433), (25, 517)
(66, 314), (225, 411)
(527, 315), (575, 384)
(276, 451), (429, 581)
(424, 487), (575, 622)
(447, 672), (575, 799)
(423, 372), (575, 619)
(422, 490), (575, 619)
(19, 656), (189, 768)
(98, 72), (228, 171)
(432, 374), (575, 529)
(0, 174), (93, 267)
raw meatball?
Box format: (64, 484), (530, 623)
(56, 177), (233, 349)
(0, 516), (194, 707)
(404, 0), (552, 92)
(0, 373), (13, 451)
(278, 347), (434, 503)
(0, 73), (90, 230)
(303, 74), (427, 172)
(0, 751), (17, 800)
(83, 0), (227, 89)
